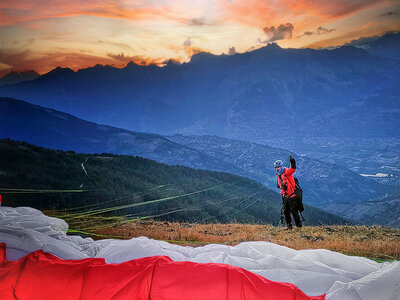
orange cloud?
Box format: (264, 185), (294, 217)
(280, 0), (384, 19)
(261, 23), (294, 42)
(218, 0), (388, 30)
(217, 0), (280, 28)
(1, 0), (399, 75)
(218, 0), (395, 49)
(0, 0), (176, 27)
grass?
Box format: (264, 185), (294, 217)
(45, 211), (400, 261)
(98, 220), (399, 261)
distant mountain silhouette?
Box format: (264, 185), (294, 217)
(0, 35), (399, 142)
(347, 31), (400, 60)
(0, 70), (39, 86)
(0, 97), (241, 173)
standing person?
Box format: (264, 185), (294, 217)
(274, 155), (301, 229)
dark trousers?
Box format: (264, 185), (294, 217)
(282, 196), (301, 227)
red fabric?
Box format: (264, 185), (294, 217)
(0, 244), (325, 300)
(80, 256), (157, 299)
(0, 243), (26, 300)
(277, 167), (296, 198)
(0, 243), (5, 264)
(15, 251), (105, 300)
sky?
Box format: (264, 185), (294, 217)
(0, 0), (399, 76)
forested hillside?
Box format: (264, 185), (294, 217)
(0, 139), (348, 225)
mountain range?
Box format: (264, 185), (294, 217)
(0, 34), (399, 141)
(166, 134), (400, 224)
(346, 31), (400, 60)
(0, 70), (39, 86)
(0, 97), (241, 173)
(0, 34), (399, 179)
(0, 32), (398, 226)
(0, 138), (349, 225)
(2, 97), (398, 226)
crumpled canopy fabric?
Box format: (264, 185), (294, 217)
(0, 244), (324, 300)
(0, 206), (399, 299)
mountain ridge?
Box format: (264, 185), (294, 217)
(2, 97), (397, 226)
(0, 138), (350, 226)
(166, 134), (397, 223)
(0, 70), (39, 86)
(1, 35), (398, 140)
(0, 97), (242, 173)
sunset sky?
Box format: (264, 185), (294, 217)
(0, 0), (399, 76)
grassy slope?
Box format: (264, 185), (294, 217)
(92, 220), (400, 260)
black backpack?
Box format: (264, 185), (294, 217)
(293, 177), (304, 212)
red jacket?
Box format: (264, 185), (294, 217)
(276, 167), (296, 198)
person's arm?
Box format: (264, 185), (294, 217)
(286, 155), (296, 175)
(276, 175), (281, 189)
(290, 154), (296, 169)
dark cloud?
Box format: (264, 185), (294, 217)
(189, 18), (205, 26)
(298, 26), (335, 38)
(183, 37), (193, 48)
(317, 26), (336, 34)
(26, 38), (35, 44)
(379, 11), (399, 17)
(259, 23), (294, 43)
(18, 38), (35, 48)
(80, 49), (93, 54)
(107, 52), (127, 62)
(187, 18), (207, 26)
(182, 38), (205, 57)
(228, 46), (236, 55)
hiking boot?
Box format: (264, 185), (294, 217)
(285, 224), (293, 230)
(296, 223), (302, 228)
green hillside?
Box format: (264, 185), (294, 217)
(0, 139), (349, 225)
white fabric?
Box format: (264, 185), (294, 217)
(0, 206), (398, 299)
